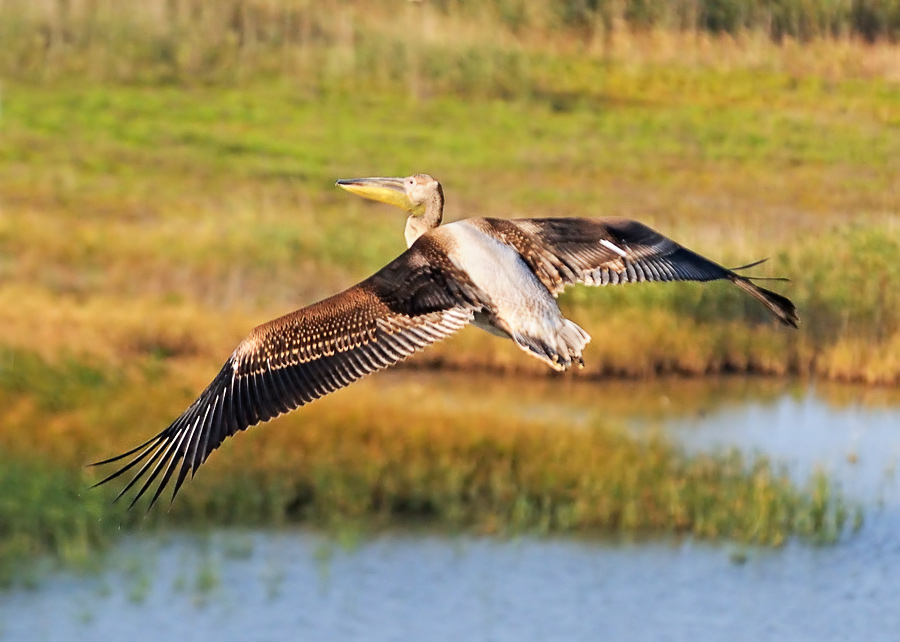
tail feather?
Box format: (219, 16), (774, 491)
(729, 258), (770, 271)
(729, 275), (800, 328)
(510, 319), (591, 372)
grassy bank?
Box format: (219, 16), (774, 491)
(3, 0), (900, 90)
(0, 349), (852, 585)
(1, 73), (898, 381)
(0, 4), (892, 579)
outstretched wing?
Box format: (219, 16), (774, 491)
(93, 235), (484, 508)
(482, 217), (799, 327)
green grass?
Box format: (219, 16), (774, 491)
(2, 73), (898, 382)
(3, 1), (900, 88)
(0, 456), (131, 587)
(0, 57), (893, 581)
(0, 8), (895, 579)
(0, 349), (853, 584)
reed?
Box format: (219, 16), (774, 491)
(0, 456), (132, 586)
(0, 348), (852, 584)
(2, 67), (898, 380)
(0, 1), (892, 581)
(2, 1), (900, 88)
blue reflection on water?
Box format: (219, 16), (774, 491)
(3, 528), (900, 642)
(663, 388), (900, 504)
(2, 383), (899, 642)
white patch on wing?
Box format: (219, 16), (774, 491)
(600, 238), (629, 258)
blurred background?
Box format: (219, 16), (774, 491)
(1, 0), (899, 640)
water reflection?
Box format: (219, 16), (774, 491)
(3, 528), (899, 642)
(666, 388), (900, 504)
(376, 371), (900, 503)
(2, 376), (899, 642)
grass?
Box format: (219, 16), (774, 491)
(0, 456), (131, 587)
(1, 72), (898, 380)
(4, 1), (900, 88)
(0, 349), (853, 585)
(0, 6), (895, 579)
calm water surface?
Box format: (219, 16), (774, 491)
(2, 376), (899, 642)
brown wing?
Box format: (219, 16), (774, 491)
(92, 236), (484, 509)
(482, 217), (799, 327)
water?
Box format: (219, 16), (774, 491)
(665, 386), (900, 504)
(2, 377), (899, 642)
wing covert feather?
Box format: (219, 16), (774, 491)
(93, 238), (481, 507)
(482, 217), (798, 327)
(483, 217), (730, 294)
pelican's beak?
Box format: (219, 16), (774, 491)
(335, 177), (417, 213)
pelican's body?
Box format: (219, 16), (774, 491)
(433, 219), (590, 369)
(95, 174), (799, 508)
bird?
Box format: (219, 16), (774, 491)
(93, 173), (799, 509)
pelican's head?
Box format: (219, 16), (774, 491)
(335, 174), (440, 217)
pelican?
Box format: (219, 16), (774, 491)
(93, 174), (799, 508)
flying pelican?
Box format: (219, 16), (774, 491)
(93, 174), (799, 508)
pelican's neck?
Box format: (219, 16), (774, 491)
(404, 182), (444, 247)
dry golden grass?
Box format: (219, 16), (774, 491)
(4, 0), (900, 86)
(0, 3), (891, 577)
(593, 29), (900, 82)
(820, 334), (900, 385)
(0, 349), (850, 578)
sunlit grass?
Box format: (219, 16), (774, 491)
(1, 73), (898, 380)
(0, 456), (135, 587)
(0, 4), (894, 581)
(0, 348), (853, 584)
(4, 1), (900, 87)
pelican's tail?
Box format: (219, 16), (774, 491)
(729, 275), (800, 328)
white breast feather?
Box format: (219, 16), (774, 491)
(439, 222), (562, 338)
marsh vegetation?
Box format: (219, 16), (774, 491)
(1, 0), (897, 581)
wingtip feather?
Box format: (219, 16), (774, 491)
(731, 276), (800, 328)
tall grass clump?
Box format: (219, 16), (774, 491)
(2, 0), (900, 89)
(0, 348), (853, 579)
(154, 404), (849, 547)
(0, 0), (888, 579)
(1, 68), (898, 380)
(0, 456), (136, 586)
